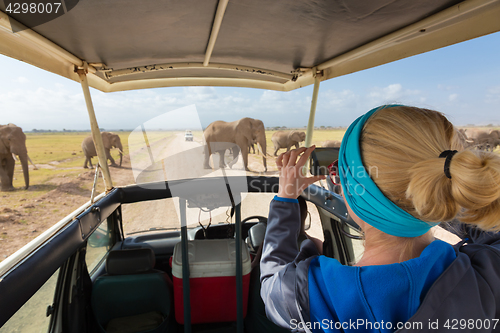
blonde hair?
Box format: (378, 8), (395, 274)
(358, 106), (500, 259)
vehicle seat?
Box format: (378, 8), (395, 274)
(246, 221), (307, 254)
(246, 222), (266, 254)
(91, 248), (173, 333)
(244, 223), (290, 333)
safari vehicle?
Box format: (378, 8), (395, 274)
(185, 131), (194, 142)
(1, 1), (499, 333)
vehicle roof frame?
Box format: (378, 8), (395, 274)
(1, 0), (500, 93)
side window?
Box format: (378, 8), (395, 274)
(342, 222), (364, 264)
(86, 218), (115, 274)
(0, 269), (60, 333)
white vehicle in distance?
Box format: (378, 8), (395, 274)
(185, 130), (194, 141)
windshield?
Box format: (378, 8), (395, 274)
(0, 31), (499, 260)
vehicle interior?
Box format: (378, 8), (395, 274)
(1, 0), (500, 332)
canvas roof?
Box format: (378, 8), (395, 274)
(1, 0), (500, 92)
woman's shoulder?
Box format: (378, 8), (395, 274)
(308, 239), (457, 289)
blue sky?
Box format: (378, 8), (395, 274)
(1, 31), (500, 130)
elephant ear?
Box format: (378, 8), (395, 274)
(0, 139), (8, 154)
(101, 132), (111, 148)
(117, 134), (124, 147)
(0, 128), (9, 154)
(241, 119), (254, 143)
(290, 131), (300, 142)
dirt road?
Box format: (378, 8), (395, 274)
(122, 132), (324, 240)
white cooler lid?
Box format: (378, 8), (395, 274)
(172, 239), (252, 278)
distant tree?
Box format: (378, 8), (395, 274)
(320, 126), (325, 129)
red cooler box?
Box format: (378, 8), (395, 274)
(172, 239), (252, 324)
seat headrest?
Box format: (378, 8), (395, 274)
(106, 248), (156, 275)
(248, 222), (267, 252)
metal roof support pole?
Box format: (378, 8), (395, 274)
(305, 69), (322, 148)
(180, 198), (192, 333)
(203, 0), (229, 66)
(76, 65), (113, 191)
(234, 200), (243, 333)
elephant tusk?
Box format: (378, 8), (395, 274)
(256, 143), (263, 156)
(253, 149), (273, 159)
(255, 152), (273, 159)
(118, 149), (124, 154)
(28, 154), (38, 170)
(11, 153), (37, 170)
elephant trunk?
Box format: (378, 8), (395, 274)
(117, 142), (123, 167)
(19, 153), (29, 190)
(259, 138), (267, 172)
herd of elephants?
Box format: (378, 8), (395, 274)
(1, 118), (499, 191)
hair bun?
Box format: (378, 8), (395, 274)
(408, 150), (500, 230)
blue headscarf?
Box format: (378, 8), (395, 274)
(338, 105), (437, 237)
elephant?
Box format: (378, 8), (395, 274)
(271, 130), (306, 156)
(456, 128), (474, 148)
(82, 132), (123, 168)
(322, 140), (341, 148)
(209, 142), (241, 169)
(0, 124), (29, 191)
(474, 131), (500, 151)
(488, 130), (500, 150)
(204, 117), (267, 172)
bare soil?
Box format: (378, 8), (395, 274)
(0, 156), (136, 261)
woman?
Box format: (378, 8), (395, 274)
(260, 105), (500, 332)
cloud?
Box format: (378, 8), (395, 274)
(437, 84), (459, 91)
(368, 83), (403, 100)
(367, 84), (424, 106)
(260, 90), (282, 102)
(323, 89), (357, 107)
(0, 86), (87, 129)
(183, 87), (218, 101)
(258, 90), (309, 118)
(487, 86), (500, 95)
(14, 77), (29, 84)
(1, 78), (497, 131)
(485, 85), (500, 104)
(0, 84), (308, 129)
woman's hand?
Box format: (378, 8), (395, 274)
(276, 146), (326, 199)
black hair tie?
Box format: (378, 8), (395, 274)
(439, 150), (458, 179)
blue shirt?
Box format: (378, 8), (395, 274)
(308, 240), (456, 332)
